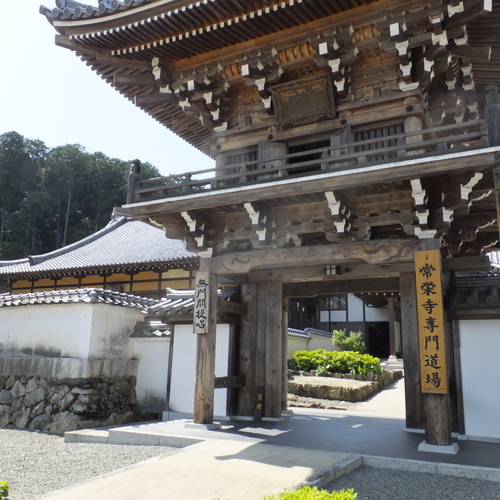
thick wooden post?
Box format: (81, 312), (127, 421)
(281, 296), (289, 413)
(400, 271), (424, 429)
(415, 240), (455, 451)
(387, 297), (396, 357)
(237, 282), (258, 416)
(255, 280), (283, 419)
(193, 258), (218, 424)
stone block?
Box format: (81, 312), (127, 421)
(26, 376), (39, 393)
(11, 380), (26, 398)
(24, 387), (46, 407)
(0, 390), (13, 405)
(0, 405), (10, 426)
(50, 385), (71, 405)
(15, 407), (31, 429)
(49, 411), (82, 435)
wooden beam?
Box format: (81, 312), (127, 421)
(284, 278), (400, 298)
(217, 299), (247, 316)
(211, 239), (420, 276)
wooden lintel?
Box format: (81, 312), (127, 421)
(217, 298), (247, 316)
(284, 277), (400, 297)
(212, 239), (420, 276)
(442, 255), (491, 272)
(214, 374), (246, 389)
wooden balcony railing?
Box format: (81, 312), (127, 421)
(131, 119), (487, 203)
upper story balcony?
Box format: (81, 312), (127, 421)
(129, 117), (493, 205)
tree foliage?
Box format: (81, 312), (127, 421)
(0, 131), (161, 260)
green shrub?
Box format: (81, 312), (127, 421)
(332, 329), (366, 354)
(262, 485), (357, 499)
(0, 481), (8, 499)
(291, 349), (382, 376)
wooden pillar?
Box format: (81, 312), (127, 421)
(423, 394), (450, 445)
(237, 282), (258, 416)
(416, 239), (454, 449)
(387, 297), (396, 357)
(256, 280), (283, 419)
(193, 258), (218, 424)
(403, 98), (424, 156)
(281, 296), (289, 412)
(400, 271), (423, 429)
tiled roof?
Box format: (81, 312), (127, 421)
(0, 288), (158, 309)
(288, 328), (311, 339)
(41, 0), (154, 20)
(453, 274), (500, 309)
(0, 217), (198, 280)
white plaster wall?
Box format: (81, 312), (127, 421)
(460, 319), (500, 440)
(309, 334), (335, 351)
(132, 338), (170, 412)
(0, 303), (143, 360)
(89, 305), (139, 359)
(364, 306), (389, 322)
(347, 295), (364, 321)
(169, 324), (230, 418)
(0, 304), (93, 358)
(287, 336), (309, 358)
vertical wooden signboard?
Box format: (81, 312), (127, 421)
(194, 271), (209, 334)
(415, 249), (447, 394)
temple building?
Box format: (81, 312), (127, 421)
(40, 0), (500, 449)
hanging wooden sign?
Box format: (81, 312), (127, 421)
(194, 271), (210, 334)
(415, 249), (448, 394)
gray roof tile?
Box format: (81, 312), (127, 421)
(0, 217), (198, 279)
(0, 288), (158, 310)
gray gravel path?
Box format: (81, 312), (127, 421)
(326, 466), (500, 500)
(0, 428), (177, 500)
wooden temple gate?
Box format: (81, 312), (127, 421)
(43, 0), (500, 449)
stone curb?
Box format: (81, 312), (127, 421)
(305, 454), (364, 488)
(362, 455), (500, 482)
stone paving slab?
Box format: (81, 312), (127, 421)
(40, 441), (354, 500)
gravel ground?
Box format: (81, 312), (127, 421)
(0, 428), (177, 500)
(326, 466), (500, 500)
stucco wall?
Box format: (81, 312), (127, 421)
(168, 324), (230, 418)
(0, 303), (141, 360)
(131, 338), (170, 413)
(459, 319), (500, 441)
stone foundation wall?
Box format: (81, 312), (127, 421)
(0, 374), (146, 434)
(288, 370), (403, 403)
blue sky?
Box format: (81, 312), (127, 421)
(0, 2), (214, 176)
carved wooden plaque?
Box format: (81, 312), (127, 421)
(271, 74), (336, 129)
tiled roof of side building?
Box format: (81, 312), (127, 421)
(0, 217), (198, 280)
(0, 288), (159, 310)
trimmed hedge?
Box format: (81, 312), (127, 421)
(263, 486), (357, 499)
(290, 349), (382, 376)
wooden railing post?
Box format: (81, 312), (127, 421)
(126, 159), (141, 204)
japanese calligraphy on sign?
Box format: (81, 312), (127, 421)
(194, 272), (210, 334)
(415, 250), (447, 394)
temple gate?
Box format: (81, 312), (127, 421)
(43, 0), (500, 450)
